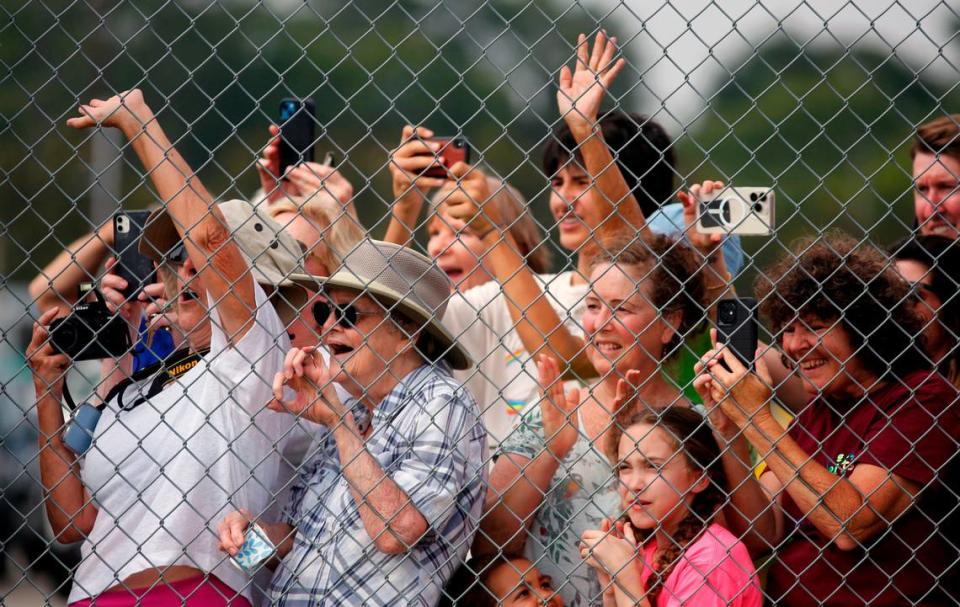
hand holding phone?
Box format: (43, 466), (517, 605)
(421, 136), (471, 179)
(716, 297), (759, 370)
(278, 98), (317, 177)
(696, 187), (775, 236)
(113, 211), (155, 296)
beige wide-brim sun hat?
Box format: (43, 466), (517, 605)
(291, 239), (472, 371)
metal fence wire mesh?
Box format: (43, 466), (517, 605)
(2, 0), (960, 605)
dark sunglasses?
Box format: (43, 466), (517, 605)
(312, 300), (379, 328)
(164, 243), (189, 266)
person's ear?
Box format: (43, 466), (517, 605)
(689, 469), (710, 496)
(660, 309), (683, 346)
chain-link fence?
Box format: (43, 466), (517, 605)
(3, 1), (960, 605)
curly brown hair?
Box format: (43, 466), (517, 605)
(755, 231), (928, 378)
(587, 233), (707, 361)
(606, 406), (729, 605)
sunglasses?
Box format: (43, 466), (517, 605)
(164, 243), (189, 266)
(312, 300), (379, 328)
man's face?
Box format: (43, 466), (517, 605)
(548, 163), (596, 252)
(913, 151), (960, 239)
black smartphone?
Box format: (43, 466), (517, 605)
(716, 297), (759, 369)
(113, 211), (155, 296)
(278, 98), (316, 177)
(422, 136), (471, 178)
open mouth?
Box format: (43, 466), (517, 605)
(179, 289), (200, 304)
(327, 342), (355, 357)
(440, 265), (464, 283)
(594, 341), (623, 354)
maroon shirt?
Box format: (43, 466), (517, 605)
(766, 371), (960, 606)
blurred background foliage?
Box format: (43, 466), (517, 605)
(2, 0), (958, 288)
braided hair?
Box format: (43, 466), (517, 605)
(607, 406), (729, 604)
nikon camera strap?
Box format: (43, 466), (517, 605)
(62, 347), (210, 414)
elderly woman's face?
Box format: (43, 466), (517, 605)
(318, 289), (411, 398)
(781, 316), (865, 400)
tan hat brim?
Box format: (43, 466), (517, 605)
(138, 208), (179, 263)
(291, 272), (472, 370)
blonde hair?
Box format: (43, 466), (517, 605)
(256, 191), (365, 272)
(432, 176), (550, 273)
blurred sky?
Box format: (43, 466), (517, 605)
(590, 0), (960, 127)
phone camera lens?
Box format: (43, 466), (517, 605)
(749, 192), (758, 202)
(753, 202), (764, 213)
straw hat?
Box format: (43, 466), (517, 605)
(292, 240), (471, 370)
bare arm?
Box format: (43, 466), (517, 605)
(444, 166), (597, 379)
(558, 32), (647, 244)
(474, 357), (580, 556)
(695, 369), (780, 554)
(28, 309), (98, 543)
(67, 91), (256, 342)
(707, 347), (919, 550)
(29, 223), (114, 314)
(332, 421), (429, 554)
(474, 451), (562, 557)
(383, 126), (445, 245)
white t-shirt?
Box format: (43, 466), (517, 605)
(70, 283), (295, 604)
(442, 271), (588, 446)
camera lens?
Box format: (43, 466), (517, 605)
(749, 192), (758, 202)
(753, 202), (764, 213)
(50, 319), (80, 354)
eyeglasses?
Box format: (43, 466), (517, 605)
(312, 300), (380, 329)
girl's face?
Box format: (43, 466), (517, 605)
(484, 558), (563, 607)
(582, 263), (677, 377)
(779, 316), (870, 400)
(426, 209), (493, 292)
(617, 424), (705, 535)
(549, 163), (595, 251)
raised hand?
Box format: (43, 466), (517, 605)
(27, 308), (70, 395)
(269, 346), (347, 426)
(678, 180), (728, 259)
(389, 125), (447, 198)
(537, 355), (581, 460)
(441, 163), (499, 239)
(558, 32), (626, 134)
(285, 161), (354, 206)
(698, 329), (774, 429)
(65, 89), (152, 136)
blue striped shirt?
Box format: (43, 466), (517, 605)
(268, 364), (487, 606)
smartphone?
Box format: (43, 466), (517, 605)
(113, 211), (155, 296)
(716, 297), (759, 369)
(422, 136), (471, 178)
(696, 187), (775, 236)
(278, 98), (316, 177)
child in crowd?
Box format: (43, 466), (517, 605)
(442, 555), (564, 607)
(581, 407), (761, 607)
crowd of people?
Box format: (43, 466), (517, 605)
(25, 32), (960, 607)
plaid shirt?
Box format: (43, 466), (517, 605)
(268, 364), (488, 606)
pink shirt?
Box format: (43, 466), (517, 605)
(640, 524), (761, 607)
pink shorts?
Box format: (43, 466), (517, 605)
(68, 575), (252, 607)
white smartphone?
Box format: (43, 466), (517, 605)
(695, 186), (775, 236)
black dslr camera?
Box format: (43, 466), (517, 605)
(49, 288), (131, 360)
